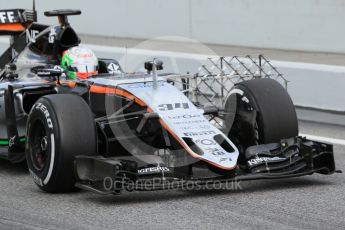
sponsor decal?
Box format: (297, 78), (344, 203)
(48, 28), (57, 44)
(183, 130), (216, 137)
(178, 125), (211, 131)
(107, 63), (121, 74)
(247, 156), (286, 167)
(138, 166), (170, 174)
(35, 103), (53, 129)
(0, 11), (17, 24)
(195, 139), (217, 146)
(11, 48), (18, 59)
(8, 135), (16, 147)
(219, 157), (231, 163)
(26, 29), (39, 43)
(172, 119), (206, 125)
(168, 114), (201, 119)
(205, 147), (226, 156)
(218, 157), (232, 164)
(158, 103), (189, 111)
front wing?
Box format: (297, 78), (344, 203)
(74, 136), (338, 195)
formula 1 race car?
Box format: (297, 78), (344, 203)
(0, 6), (337, 194)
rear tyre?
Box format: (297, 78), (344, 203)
(26, 94), (97, 193)
(225, 78), (298, 158)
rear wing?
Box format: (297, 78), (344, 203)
(0, 9), (37, 35)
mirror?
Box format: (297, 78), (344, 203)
(31, 66), (64, 77)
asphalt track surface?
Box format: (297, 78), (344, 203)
(0, 121), (344, 230)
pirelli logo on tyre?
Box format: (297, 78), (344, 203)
(35, 103), (53, 129)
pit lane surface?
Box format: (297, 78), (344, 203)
(0, 121), (344, 230)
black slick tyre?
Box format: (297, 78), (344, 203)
(26, 94), (97, 193)
(225, 78), (298, 155)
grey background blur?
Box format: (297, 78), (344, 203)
(2, 0), (345, 53)
(1, 0), (345, 113)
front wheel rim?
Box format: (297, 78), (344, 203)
(30, 121), (49, 172)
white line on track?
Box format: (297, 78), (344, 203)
(300, 133), (345, 146)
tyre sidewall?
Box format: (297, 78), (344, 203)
(26, 98), (60, 192)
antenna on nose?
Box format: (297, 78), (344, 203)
(31, 0), (37, 21)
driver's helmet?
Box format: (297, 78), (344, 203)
(61, 46), (98, 79)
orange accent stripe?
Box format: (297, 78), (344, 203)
(89, 85), (115, 94)
(76, 72), (97, 79)
(0, 24), (25, 32)
(60, 83), (147, 107)
(68, 82), (76, 88)
(57, 80), (77, 88)
(89, 85), (146, 107)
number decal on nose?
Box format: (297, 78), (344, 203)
(158, 103), (189, 111)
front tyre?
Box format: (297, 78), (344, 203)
(26, 94), (97, 193)
(225, 78), (298, 161)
